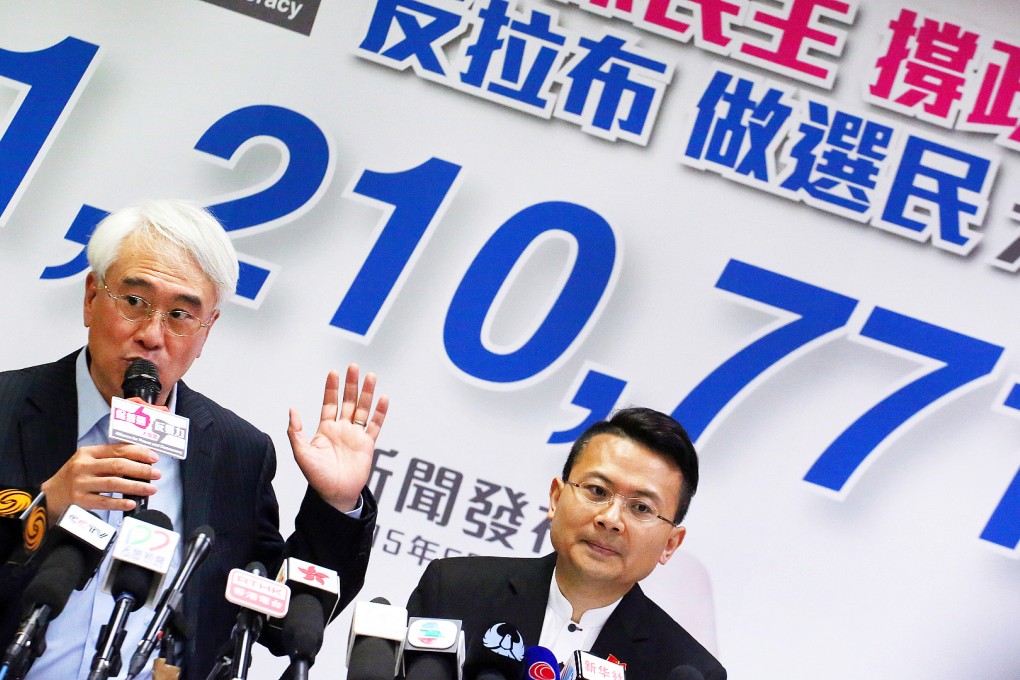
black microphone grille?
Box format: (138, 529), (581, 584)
(668, 665), (706, 680)
(22, 544), (87, 617)
(282, 593), (325, 659)
(244, 561), (268, 578)
(369, 596), (390, 605)
(122, 359), (162, 401)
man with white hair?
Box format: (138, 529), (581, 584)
(0, 200), (387, 679)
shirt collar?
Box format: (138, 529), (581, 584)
(75, 348), (177, 438)
(547, 567), (622, 629)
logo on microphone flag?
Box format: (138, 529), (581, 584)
(527, 661), (558, 680)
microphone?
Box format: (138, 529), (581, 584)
(120, 359), (161, 513)
(668, 666), (705, 680)
(125, 525), (215, 680)
(562, 651), (625, 680)
(519, 646), (559, 680)
(401, 617), (464, 680)
(345, 597), (407, 680)
(213, 561), (291, 680)
(89, 509), (178, 680)
(274, 557), (340, 680)
(0, 486), (47, 566)
(1, 506), (115, 679)
(463, 621), (526, 680)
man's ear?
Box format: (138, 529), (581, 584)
(83, 272), (99, 327)
(658, 526), (686, 566)
(547, 477), (564, 519)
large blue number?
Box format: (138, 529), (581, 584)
(330, 158), (462, 338)
(805, 309), (1004, 492)
(0, 37), (100, 227)
(445, 201), (617, 384)
(981, 384), (1020, 551)
(672, 260), (858, 443)
(42, 105), (331, 306)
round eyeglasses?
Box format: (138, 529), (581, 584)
(563, 480), (679, 527)
(103, 284), (213, 337)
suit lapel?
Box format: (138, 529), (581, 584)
(176, 381), (216, 538)
(506, 553), (558, 646)
(591, 583), (651, 664)
(21, 353), (80, 486)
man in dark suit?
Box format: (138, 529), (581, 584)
(407, 408), (726, 680)
(0, 200), (389, 679)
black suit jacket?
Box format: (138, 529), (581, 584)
(0, 351), (377, 678)
(407, 553), (727, 680)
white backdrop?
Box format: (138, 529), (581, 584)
(1, 1), (1019, 678)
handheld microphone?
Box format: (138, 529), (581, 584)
(463, 621), (526, 680)
(519, 646), (559, 680)
(667, 666), (705, 680)
(401, 617), (464, 680)
(120, 359), (161, 513)
(0, 486), (47, 566)
(345, 597), (407, 680)
(274, 557), (339, 680)
(1, 506), (115, 679)
(561, 651), (625, 680)
(89, 509), (177, 680)
(125, 525), (215, 680)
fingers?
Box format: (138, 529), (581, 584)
(319, 370), (341, 424)
(365, 393), (389, 440)
(338, 364), (360, 423)
(43, 443), (161, 517)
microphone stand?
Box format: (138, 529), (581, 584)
(204, 609), (262, 680)
(0, 605), (51, 680)
(88, 594), (135, 680)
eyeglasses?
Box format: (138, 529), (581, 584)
(563, 480), (679, 527)
(103, 284), (213, 337)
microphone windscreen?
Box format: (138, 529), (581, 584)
(668, 666), (705, 680)
(347, 635), (399, 680)
(406, 652), (458, 680)
(134, 509), (173, 531)
(112, 562), (159, 611)
(281, 593), (325, 659)
(22, 544), (86, 616)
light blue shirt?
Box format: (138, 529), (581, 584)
(27, 350), (184, 680)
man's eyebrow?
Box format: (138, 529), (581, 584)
(119, 276), (205, 309)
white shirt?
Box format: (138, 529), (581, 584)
(538, 568), (623, 665)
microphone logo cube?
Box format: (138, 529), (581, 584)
(110, 515), (180, 574)
(109, 396), (190, 460)
(406, 618), (459, 650)
(226, 568), (291, 618)
(58, 505), (115, 551)
(277, 556), (339, 595)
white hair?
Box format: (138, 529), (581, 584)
(86, 200), (239, 306)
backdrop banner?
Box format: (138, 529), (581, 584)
(1, 2), (1018, 678)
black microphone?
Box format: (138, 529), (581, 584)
(1, 505), (116, 678)
(125, 525), (215, 680)
(668, 666), (705, 680)
(223, 562), (276, 680)
(463, 621), (526, 680)
(89, 509), (176, 680)
(0, 486), (47, 566)
(121, 359), (161, 513)
(278, 594), (323, 680)
(274, 557), (339, 680)
(345, 597), (407, 680)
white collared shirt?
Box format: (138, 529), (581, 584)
(538, 567), (623, 665)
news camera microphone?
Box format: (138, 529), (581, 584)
(463, 621), (526, 680)
(274, 557), (339, 680)
(346, 597), (407, 680)
(125, 525), (215, 680)
(401, 617), (464, 680)
(120, 359), (161, 512)
(1, 506), (115, 679)
(519, 646), (559, 680)
(212, 561), (291, 680)
(667, 666), (705, 680)
(562, 651), (626, 680)
(0, 486), (47, 566)
(89, 509), (178, 680)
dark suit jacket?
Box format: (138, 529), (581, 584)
(0, 351), (377, 678)
(407, 553), (727, 680)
